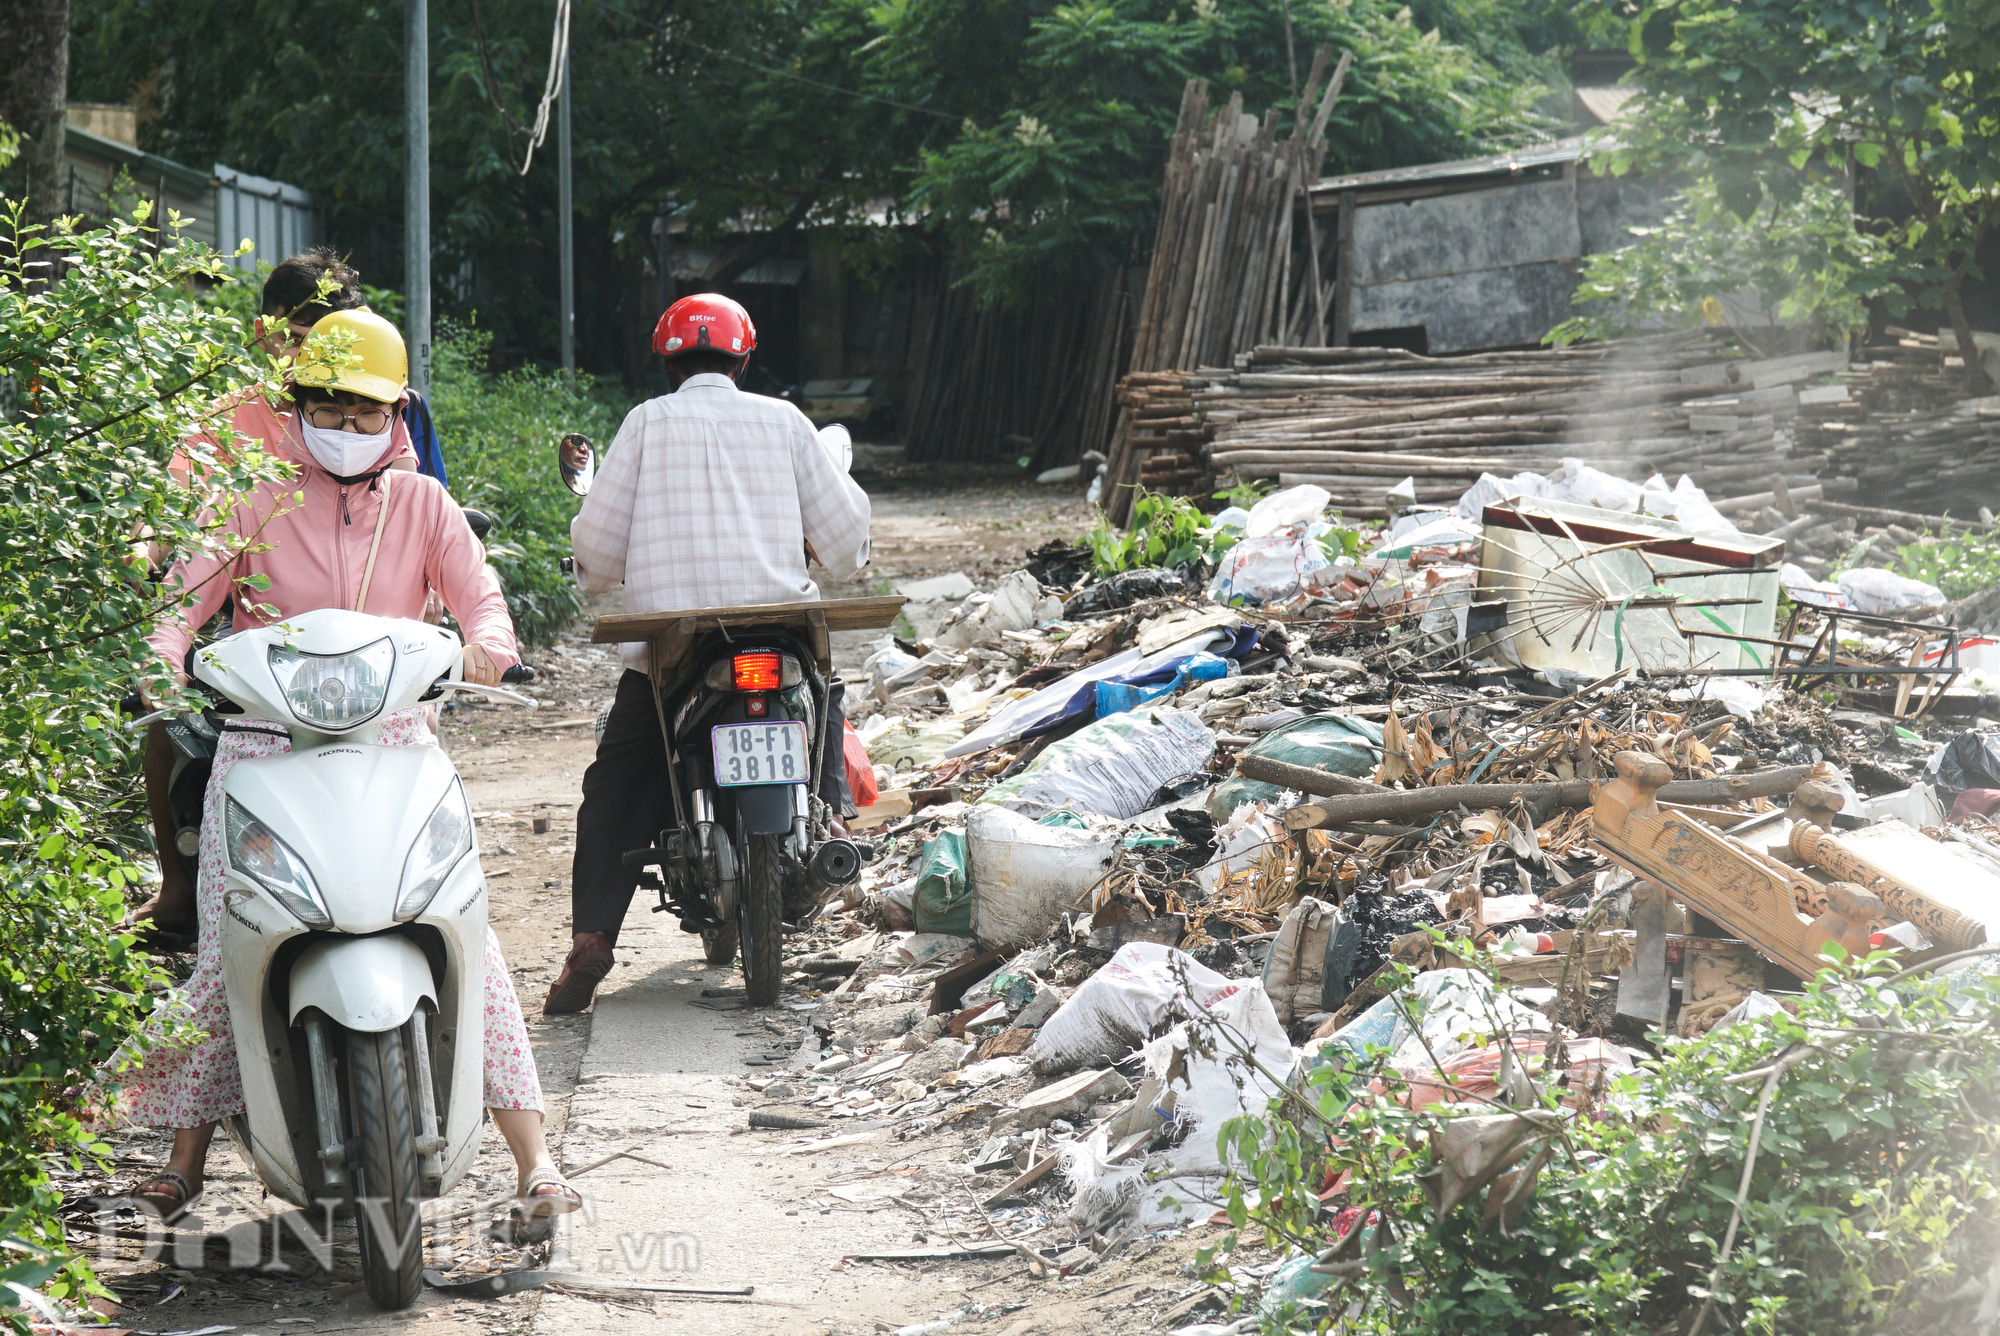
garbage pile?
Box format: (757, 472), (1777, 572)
(729, 455), (2000, 1312)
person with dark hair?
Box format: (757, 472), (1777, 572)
(254, 245), (365, 357)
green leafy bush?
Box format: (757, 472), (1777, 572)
(1086, 488), (1226, 574)
(1215, 953), (2000, 1334)
(427, 324), (618, 646)
(0, 200), (288, 1310)
(1892, 528), (2000, 602)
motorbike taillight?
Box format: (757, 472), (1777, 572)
(732, 652), (783, 692)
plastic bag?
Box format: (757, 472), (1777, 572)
(1839, 566), (1946, 615)
(866, 716), (967, 769)
(842, 720), (878, 807)
(981, 706), (1216, 820)
(1208, 530), (1331, 606)
(966, 806), (1120, 950)
(1245, 484), (1331, 538)
(1544, 460), (1642, 512)
(1063, 567), (1190, 616)
(1093, 652), (1229, 716)
(1207, 713), (1382, 819)
(1031, 941), (1243, 1074)
(1058, 975), (1293, 1228)
(1925, 729), (2000, 805)
(1454, 470), (1549, 521)
(1780, 561), (1847, 609)
(912, 830), (971, 935)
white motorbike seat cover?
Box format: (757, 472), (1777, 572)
(287, 932), (438, 1031)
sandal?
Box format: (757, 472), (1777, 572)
(131, 1169), (199, 1223)
(516, 1165), (583, 1222)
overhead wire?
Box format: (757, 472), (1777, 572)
(520, 0), (574, 176)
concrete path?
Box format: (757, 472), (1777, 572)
(529, 912), (974, 1336)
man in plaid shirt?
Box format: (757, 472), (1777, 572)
(547, 294), (871, 1014)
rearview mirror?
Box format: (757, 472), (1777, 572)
(559, 433), (594, 497)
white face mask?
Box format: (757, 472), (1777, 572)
(300, 421), (394, 478)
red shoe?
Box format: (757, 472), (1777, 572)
(543, 932), (615, 1015)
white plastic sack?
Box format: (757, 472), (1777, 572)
(1060, 978), (1293, 1228)
(1545, 460), (1643, 512)
(1639, 474), (1737, 535)
(1244, 484), (1330, 538)
(1454, 470), (1549, 520)
(938, 569), (1044, 648)
(1209, 531), (1330, 605)
(1839, 566), (1945, 615)
(967, 806), (1120, 950)
(1031, 941), (1239, 1075)
(980, 706), (1215, 820)
(865, 716), (967, 768)
(1712, 990), (1789, 1031)
(1300, 968), (1549, 1076)
(1780, 561), (1847, 609)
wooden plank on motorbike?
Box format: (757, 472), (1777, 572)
(649, 616), (698, 686)
(592, 596), (908, 644)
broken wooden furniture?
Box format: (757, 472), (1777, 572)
(1789, 820), (1998, 951)
(1590, 751), (1881, 979)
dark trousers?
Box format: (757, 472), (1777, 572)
(570, 669), (852, 945)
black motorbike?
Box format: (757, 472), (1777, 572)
(559, 433), (901, 1005)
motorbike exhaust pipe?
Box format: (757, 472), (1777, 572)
(809, 838), (862, 888)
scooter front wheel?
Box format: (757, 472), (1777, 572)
(346, 1027), (425, 1310)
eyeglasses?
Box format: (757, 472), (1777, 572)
(301, 402), (395, 433)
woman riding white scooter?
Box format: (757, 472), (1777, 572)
(120, 309), (580, 1222)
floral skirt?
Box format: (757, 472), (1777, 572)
(116, 710), (542, 1128)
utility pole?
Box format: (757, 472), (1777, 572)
(405, 0), (432, 399)
(557, 25), (575, 393)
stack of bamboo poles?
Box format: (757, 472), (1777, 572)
(1120, 334), (1860, 520)
(903, 263), (1131, 469)
(1102, 53), (1351, 522)
(1799, 332), (2000, 519)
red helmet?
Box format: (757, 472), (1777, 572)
(653, 293), (756, 360)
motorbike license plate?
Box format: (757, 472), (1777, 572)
(711, 721), (811, 787)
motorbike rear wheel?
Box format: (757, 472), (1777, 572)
(738, 832), (785, 1007)
(346, 1027), (425, 1310)
(701, 921), (740, 966)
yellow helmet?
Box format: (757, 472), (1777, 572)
(293, 308), (408, 403)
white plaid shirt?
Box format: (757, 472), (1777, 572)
(570, 374), (873, 672)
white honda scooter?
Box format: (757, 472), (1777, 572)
(186, 607), (532, 1309)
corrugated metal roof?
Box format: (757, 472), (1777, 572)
(1310, 137), (1587, 196)
(63, 125), (213, 196)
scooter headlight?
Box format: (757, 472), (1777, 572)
(396, 779), (473, 922)
(268, 638), (396, 730)
(225, 797), (331, 928)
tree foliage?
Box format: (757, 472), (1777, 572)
(1551, 176), (1897, 350)
(1571, 0), (2000, 388)
(0, 200), (289, 1302)
(70, 0), (1561, 367)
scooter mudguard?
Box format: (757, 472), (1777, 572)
(288, 933), (436, 1032)
(734, 783), (799, 836)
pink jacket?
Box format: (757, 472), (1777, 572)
(149, 411), (518, 678)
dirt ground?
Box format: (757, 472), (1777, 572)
(76, 475), (1230, 1336)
